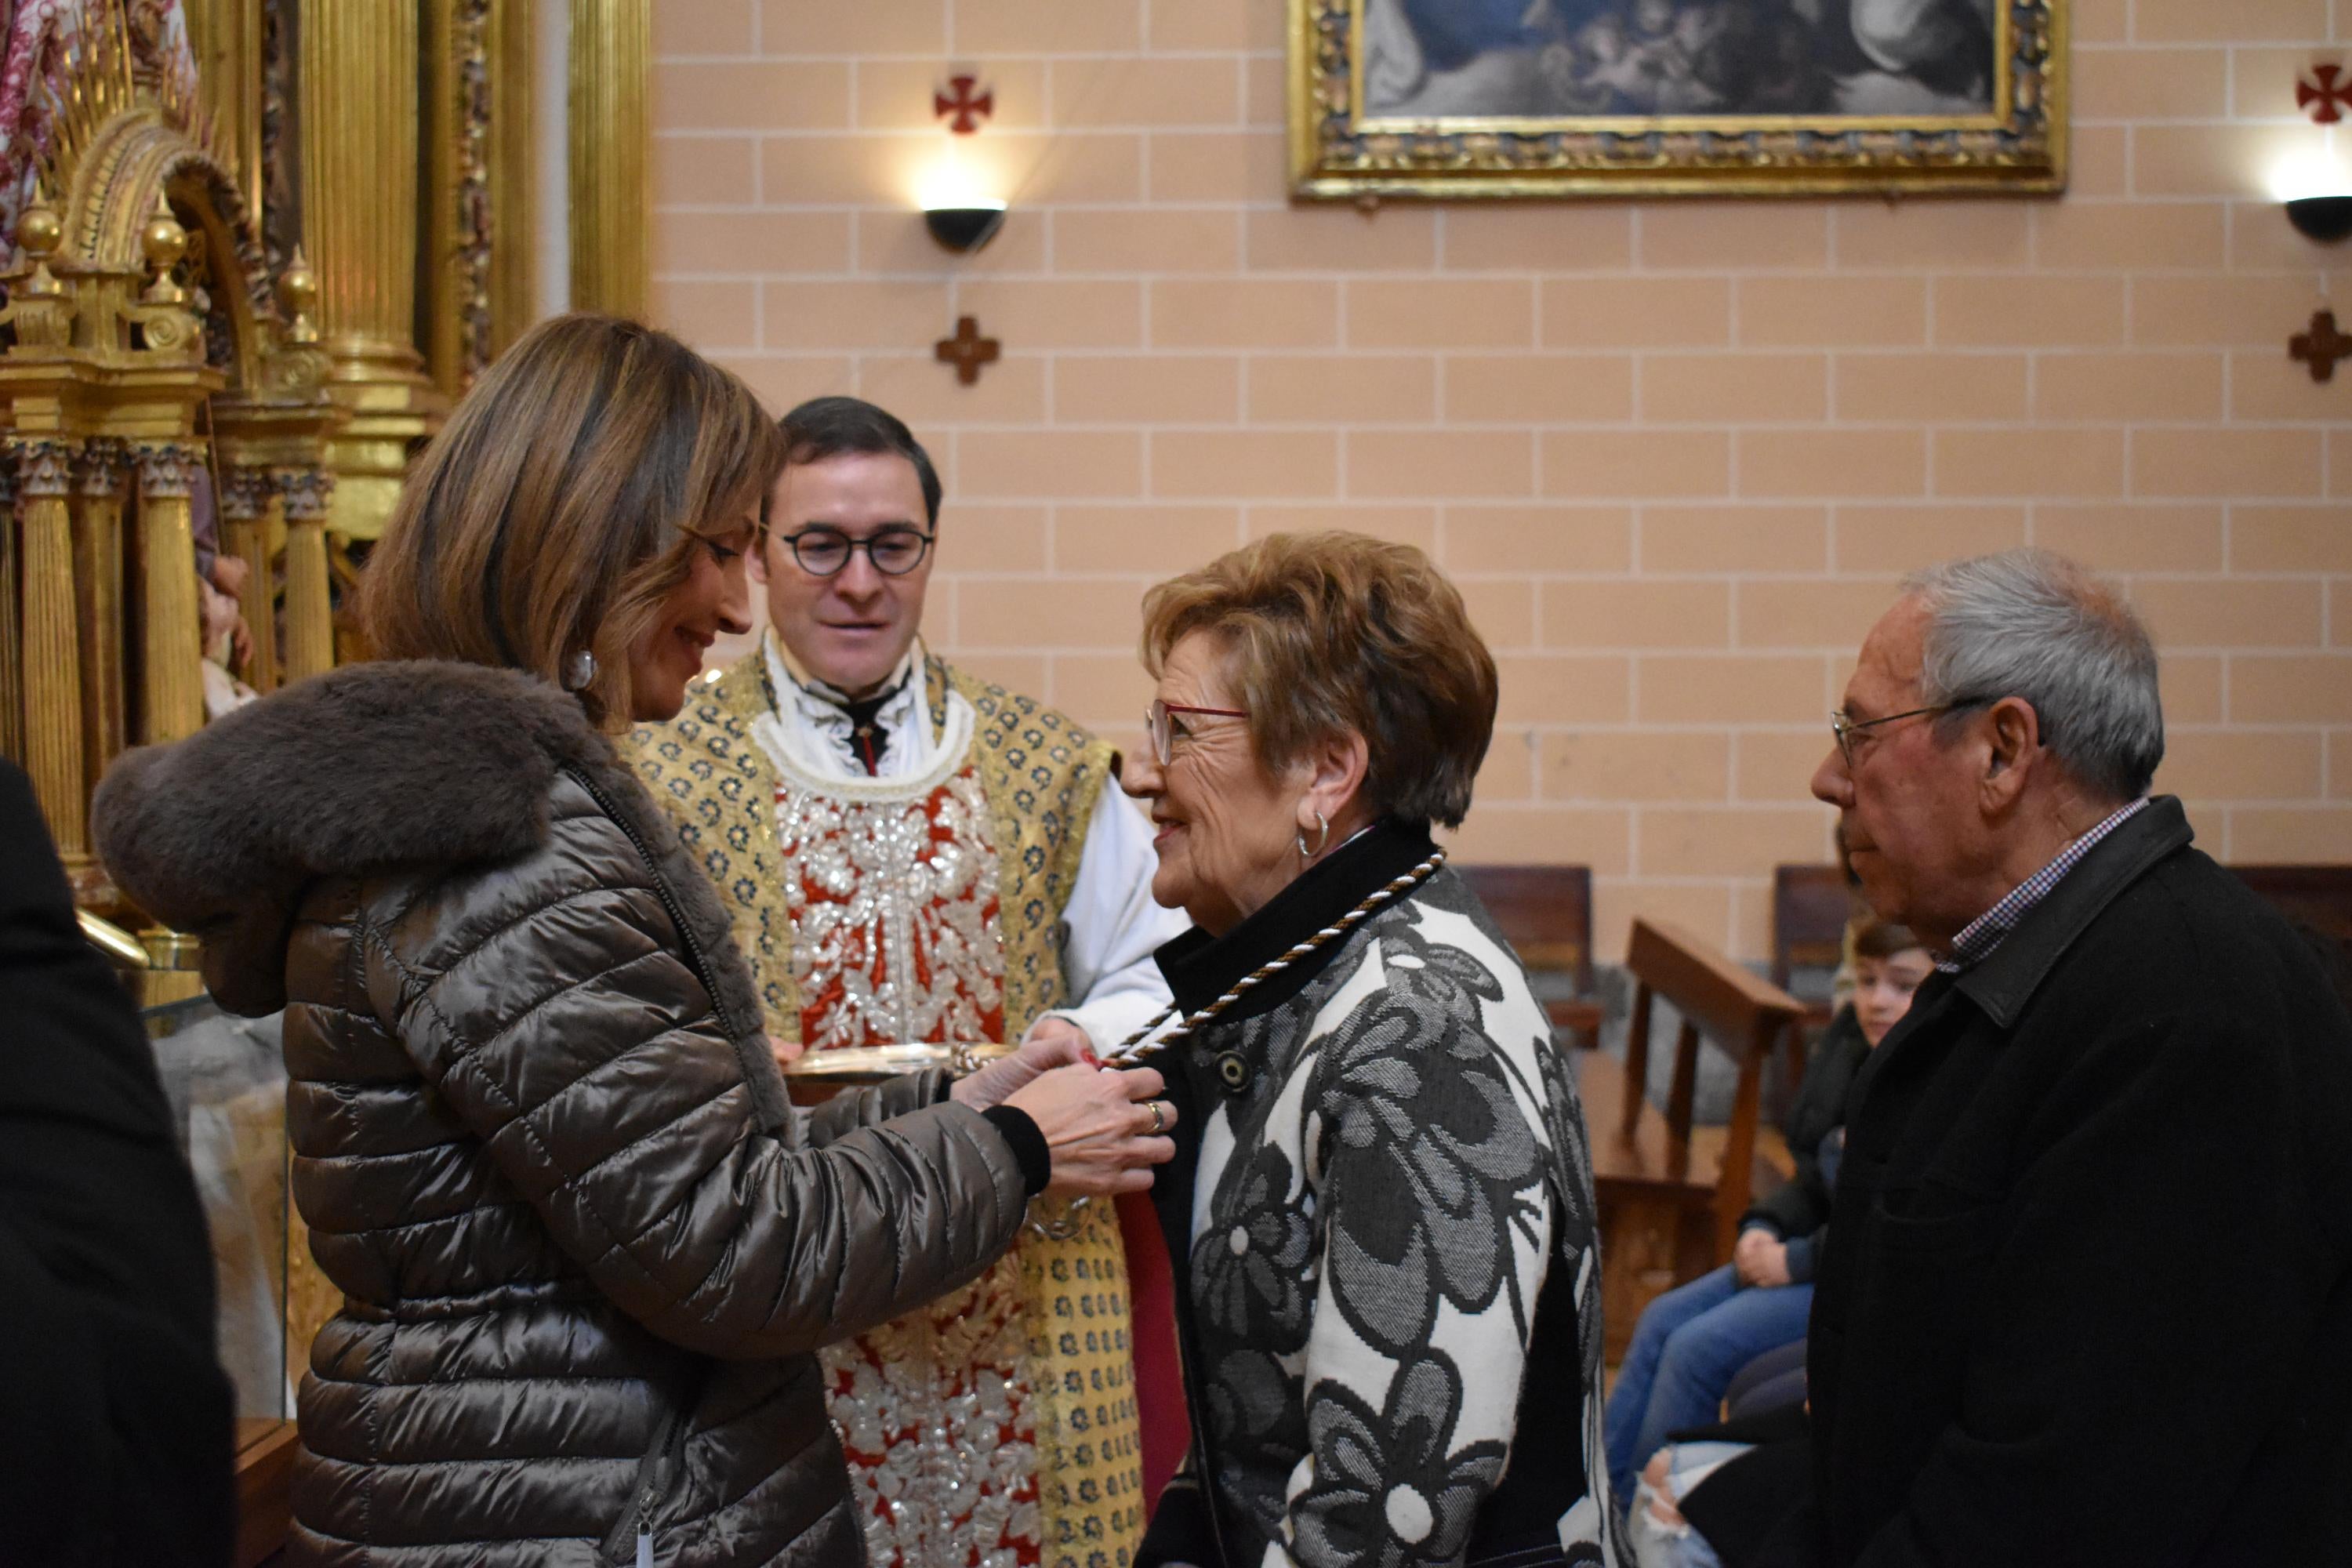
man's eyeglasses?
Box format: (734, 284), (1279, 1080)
(1145, 698), (1249, 766)
(1829, 697), (1991, 766)
(778, 525), (934, 579)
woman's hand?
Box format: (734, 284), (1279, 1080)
(1003, 1063), (1177, 1197)
(1733, 1227), (1792, 1289)
(950, 1017), (1098, 1110)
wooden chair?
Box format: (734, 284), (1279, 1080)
(1769, 863), (1856, 1091)
(2230, 866), (2352, 971)
(1460, 865), (1603, 1051)
(1583, 916), (1804, 1361)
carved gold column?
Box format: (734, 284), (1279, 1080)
(132, 442), (209, 746)
(73, 438), (129, 792)
(425, 0), (535, 394)
(0, 470), (19, 764)
(300, 0), (446, 541)
(488, 0), (538, 354)
(280, 469), (337, 681)
(185, 0), (265, 221)
(568, 0), (649, 317)
(10, 436), (89, 875)
(220, 467), (280, 695)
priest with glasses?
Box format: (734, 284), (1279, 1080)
(633, 396), (1184, 1568)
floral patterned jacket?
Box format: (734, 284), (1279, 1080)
(1138, 826), (1625, 1568)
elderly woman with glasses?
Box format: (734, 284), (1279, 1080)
(1119, 532), (1621, 1568)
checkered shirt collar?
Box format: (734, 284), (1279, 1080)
(1936, 797), (2152, 975)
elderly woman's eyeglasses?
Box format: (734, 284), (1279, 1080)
(1146, 698), (1249, 766)
(1829, 697), (1990, 765)
(779, 525), (934, 578)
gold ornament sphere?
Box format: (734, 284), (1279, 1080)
(277, 257), (318, 316)
(141, 209), (187, 273)
(18, 205), (62, 256)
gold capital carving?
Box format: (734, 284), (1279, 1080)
(14, 437), (77, 498)
(77, 438), (130, 496)
(219, 466), (272, 521)
(279, 468), (336, 521)
(134, 440), (203, 499)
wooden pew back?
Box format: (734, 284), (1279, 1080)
(1621, 916), (1807, 1260)
(2230, 865), (2352, 972)
(1770, 862), (1853, 996)
(1459, 864), (1602, 1050)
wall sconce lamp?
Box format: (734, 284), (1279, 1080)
(2287, 194), (2352, 243)
(2272, 145), (2352, 240)
(2284, 69), (2352, 240)
(924, 201), (1006, 255)
(920, 74), (1005, 256)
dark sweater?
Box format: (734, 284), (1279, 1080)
(1740, 1007), (1872, 1283)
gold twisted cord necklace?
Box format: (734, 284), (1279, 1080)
(1027, 848), (1447, 1241)
(1100, 848), (1449, 1062)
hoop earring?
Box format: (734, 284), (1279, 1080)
(1295, 810), (1330, 862)
(561, 649), (597, 691)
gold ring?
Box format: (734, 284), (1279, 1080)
(1147, 1101), (1165, 1134)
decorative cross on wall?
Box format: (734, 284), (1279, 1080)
(2291, 309), (2350, 383)
(2298, 63), (2350, 125)
(935, 74), (993, 134)
(935, 316), (1000, 385)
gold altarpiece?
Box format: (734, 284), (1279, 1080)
(0, 0), (597, 928)
(0, 6), (648, 1562)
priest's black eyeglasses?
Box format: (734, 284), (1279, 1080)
(779, 525), (934, 578)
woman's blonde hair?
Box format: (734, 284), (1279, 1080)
(1139, 532), (1499, 829)
(359, 313), (782, 727)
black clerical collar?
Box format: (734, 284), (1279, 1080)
(1154, 818), (1438, 1025)
(785, 659), (913, 775)
(835, 681), (906, 773)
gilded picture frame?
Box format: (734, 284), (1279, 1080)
(1290, 0), (2065, 199)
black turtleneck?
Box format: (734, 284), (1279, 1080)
(1152, 817), (1439, 1025)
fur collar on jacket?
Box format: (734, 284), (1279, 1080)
(93, 660), (730, 1022)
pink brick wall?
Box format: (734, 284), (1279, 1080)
(652, 0), (2352, 958)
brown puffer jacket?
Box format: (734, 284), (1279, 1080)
(93, 661), (1036, 1567)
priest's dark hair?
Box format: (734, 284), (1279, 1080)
(779, 395), (943, 528)
(1140, 531), (1500, 830)
(358, 313), (782, 728)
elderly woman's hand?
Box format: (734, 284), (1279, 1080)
(950, 1018), (1098, 1111)
(1004, 1063), (1177, 1197)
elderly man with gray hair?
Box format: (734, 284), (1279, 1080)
(1750, 549), (2352, 1567)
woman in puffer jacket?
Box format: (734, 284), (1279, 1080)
(93, 314), (1178, 1567)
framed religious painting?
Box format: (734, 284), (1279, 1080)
(1290, 0), (2065, 198)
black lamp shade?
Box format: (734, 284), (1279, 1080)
(924, 206), (1006, 254)
(2287, 195), (2352, 243)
